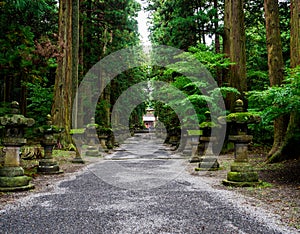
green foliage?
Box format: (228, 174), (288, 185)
(81, 0), (140, 73)
(247, 67), (300, 144)
(0, 102), (10, 116)
(151, 44), (239, 131)
(188, 44), (233, 77)
(26, 80), (53, 128)
(147, 0), (197, 49)
(147, 0), (221, 48)
(248, 67), (300, 123)
(0, 0), (58, 107)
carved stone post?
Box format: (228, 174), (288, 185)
(196, 111), (220, 170)
(0, 101), (35, 191)
(222, 99), (262, 187)
(70, 128), (85, 164)
(38, 114), (63, 174)
(85, 118), (101, 157)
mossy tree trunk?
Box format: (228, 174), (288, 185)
(52, 0), (79, 147)
(268, 0), (300, 162)
(264, 0), (288, 158)
(223, 0), (231, 99)
(214, 0), (222, 86)
(227, 0), (247, 111)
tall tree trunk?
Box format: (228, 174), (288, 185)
(223, 0), (231, 88)
(214, 0), (222, 86)
(52, 0), (78, 146)
(228, 0), (247, 110)
(264, 0), (288, 158)
(290, 0), (300, 68)
(78, 0), (84, 128)
(72, 0), (79, 129)
(268, 0), (300, 162)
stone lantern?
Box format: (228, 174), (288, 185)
(0, 101), (35, 191)
(183, 129), (201, 157)
(221, 99), (262, 187)
(37, 114), (63, 174)
(85, 117), (101, 156)
(70, 128), (85, 164)
(196, 111), (220, 170)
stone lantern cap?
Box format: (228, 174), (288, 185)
(86, 117), (99, 129)
(199, 111), (221, 129)
(218, 99), (261, 124)
(0, 101), (35, 145)
(39, 114), (61, 135)
(0, 101), (35, 127)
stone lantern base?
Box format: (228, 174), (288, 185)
(189, 142), (201, 163)
(37, 159), (63, 174)
(223, 135), (262, 187)
(0, 166), (34, 192)
(37, 143), (63, 174)
(71, 154), (85, 164)
(196, 137), (219, 171)
(195, 156), (220, 171)
(222, 162), (262, 187)
(85, 145), (101, 157)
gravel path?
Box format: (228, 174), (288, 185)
(0, 134), (298, 234)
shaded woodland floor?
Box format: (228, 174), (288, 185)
(206, 151), (300, 230)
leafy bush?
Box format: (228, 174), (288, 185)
(26, 80), (53, 128)
(247, 66), (300, 144)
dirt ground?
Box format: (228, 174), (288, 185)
(0, 149), (299, 230)
(203, 151), (300, 230)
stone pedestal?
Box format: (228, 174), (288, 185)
(196, 136), (219, 170)
(38, 115), (63, 174)
(176, 130), (187, 153)
(223, 135), (260, 187)
(189, 141), (200, 163)
(99, 135), (107, 149)
(183, 132), (199, 157)
(0, 144), (34, 191)
(195, 111), (220, 170)
(0, 102), (35, 191)
(85, 118), (101, 157)
(70, 129), (85, 164)
(38, 139), (63, 174)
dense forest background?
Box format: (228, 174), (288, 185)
(0, 0), (299, 163)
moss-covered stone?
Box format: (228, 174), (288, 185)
(70, 128), (85, 134)
(222, 179), (263, 187)
(199, 121), (220, 129)
(0, 166), (24, 177)
(187, 130), (202, 136)
(0, 175), (31, 187)
(225, 112), (261, 124)
(227, 171), (259, 182)
(230, 162), (254, 172)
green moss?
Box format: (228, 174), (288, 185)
(86, 123), (99, 128)
(70, 128), (85, 134)
(225, 112), (261, 123)
(227, 171), (259, 182)
(199, 121), (220, 129)
(187, 130), (202, 136)
(0, 176), (31, 187)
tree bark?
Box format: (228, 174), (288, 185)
(214, 0), (222, 86)
(227, 0), (247, 110)
(51, 0), (77, 146)
(72, 0), (79, 129)
(264, 0), (288, 158)
(268, 0), (300, 162)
